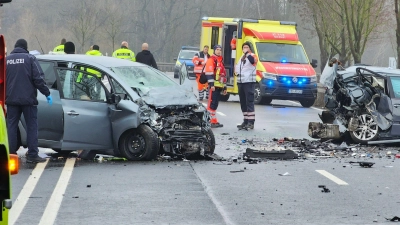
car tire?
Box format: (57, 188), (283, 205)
(254, 83), (272, 105)
(119, 124), (159, 161)
(349, 113), (379, 144)
(219, 93), (230, 102)
(204, 128), (215, 154)
(300, 99), (315, 108)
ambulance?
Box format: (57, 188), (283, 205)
(199, 17), (318, 107)
(0, 34), (19, 225)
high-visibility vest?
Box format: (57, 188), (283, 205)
(86, 50), (103, 56)
(53, 44), (64, 52)
(205, 55), (226, 88)
(112, 47), (136, 61)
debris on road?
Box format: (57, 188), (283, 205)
(244, 148), (298, 160)
(386, 216), (400, 222)
(230, 170), (245, 173)
(349, 161), (375, 168)
(278, 172), (291, 176)
(318, 185), (330, 193)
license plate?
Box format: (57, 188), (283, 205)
(289, 89), (302, 94)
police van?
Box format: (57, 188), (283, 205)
(173, 46), (199, 78)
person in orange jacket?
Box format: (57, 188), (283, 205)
(205, 45), (227, 128)
(192, 45), (210, 101)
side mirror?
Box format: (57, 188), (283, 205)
(311, 59), (318, 68)
(173, 58), (177, 61)
(111, 93), (122, 104)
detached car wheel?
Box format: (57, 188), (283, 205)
(350, 113), (379, 144)
(300, 99), (315, 108)
(219, 93), (230, 102)
(119, 125), (159, 161)
(204, 128), (216, 154)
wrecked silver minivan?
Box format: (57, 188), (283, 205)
(16, 55), (214, 160)
(309, 58), (400, 144)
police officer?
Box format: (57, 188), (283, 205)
(6, 39), (52, 163)
(112, 41), (136, 61)
(235, 42), (258, 130)
(53, 38), (66, 53)
(205, 45), (227, 128)
(86, 44), (103, 56)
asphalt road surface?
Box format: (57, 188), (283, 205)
(9, 72), (400, 225)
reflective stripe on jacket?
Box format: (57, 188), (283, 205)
(86, 50), (103, 56)
(205, 54), (226, 88)
(53, 44), (64, 52)
(112, 47), (136, 61)
(235, 53), (258, 83)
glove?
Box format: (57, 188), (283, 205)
(46, 95), (53, 106)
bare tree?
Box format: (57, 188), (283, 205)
(395, 0), (400, 68)
(341, 0), (386, 64)
(103, 0), (125, 52)
(64, 0), (104, 53)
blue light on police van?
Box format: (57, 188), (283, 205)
(268, 81), (273, 86)
(287, 80), (291, 85)
(302, 78), (307, 82)
(281, 58), (287, 63)
(282, 77), (287, 81)
(299, 81), (303, 85)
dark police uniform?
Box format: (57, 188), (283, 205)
(6, 39), (50, 162)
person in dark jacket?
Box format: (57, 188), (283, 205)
(6, 39), (52, 163)
(135, 43), (158, 69)
(64, 41), (75, 54)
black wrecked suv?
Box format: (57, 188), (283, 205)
(309, 58), (400, 144)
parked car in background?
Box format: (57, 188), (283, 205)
(15, 55), (215, 161)
(174, 46), (199, 78)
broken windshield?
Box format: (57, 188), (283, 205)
(111, 66), (177, 92)
(256, 43), (309, 64)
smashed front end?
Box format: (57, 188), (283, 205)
(308, 60), (393, 143)
(137, 96), (214, 158)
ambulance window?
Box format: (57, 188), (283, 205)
(211, 27), (219, 48)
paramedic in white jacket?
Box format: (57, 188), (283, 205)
(234, 42), (258, 130)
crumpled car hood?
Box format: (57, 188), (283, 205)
(139, 86), (198, 107)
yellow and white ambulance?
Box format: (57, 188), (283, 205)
(199, 17), (318, 107)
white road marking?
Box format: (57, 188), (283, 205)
(9, 159), (49, 225)
(217, 112), (226, 116)
(190, 164), (235, 225)
(316, 170), (349, 186)
(38, 158), (76, 225)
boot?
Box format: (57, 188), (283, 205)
(244, 123), (254, 130)
(26, 155), (46, 163)
(237, 121), (247, 129)
(211, 122), (223, 128)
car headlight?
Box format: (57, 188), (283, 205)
(262, 72), (277, 80)
(176, 61), (181, 66)
(310, 75), (317, 83)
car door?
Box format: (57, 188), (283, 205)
(36, 60), (64, 146)
(387, 76), (400, 135)
(56, 67), (113, 150)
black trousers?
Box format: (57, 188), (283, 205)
(238, 82), (255, 124)
(208, 87), (223, 111)
(7, 105), (39, 157)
